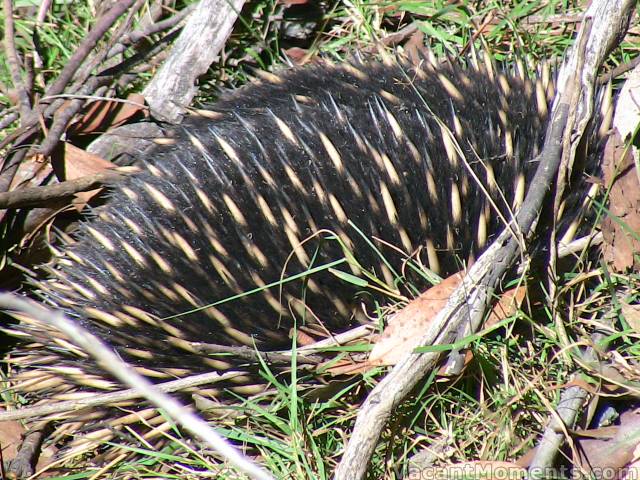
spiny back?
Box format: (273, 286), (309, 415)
(35, 57), (550, 376)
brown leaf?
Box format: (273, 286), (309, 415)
(601, 129), (640, 271)
(0, 420), (25, 462)
(621, 301), (640, 334)
(293, 328), (318, 346)
(8, 153), (52, 192)
(485, 286), (527, 328)
(0, 421), (58, 477)
(283, 47), (311, 66)
(369, 273), (463, 366)
(2, 152), (54, 226)
(67, 93), (147, 136)
(323, 359), (371, 376)
(404, 30), (426, 64)
(574, 408), (640, 479)
(55, 142), (116, 180)
(52, 143), (117, 209)
(369, 275), (525, 366)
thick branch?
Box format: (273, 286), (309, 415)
(143, 0), (246, 122)
(0, 168), (136, 209)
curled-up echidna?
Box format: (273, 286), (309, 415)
(3, 53), (601, 462)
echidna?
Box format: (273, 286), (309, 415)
(5, 54), (597, 462)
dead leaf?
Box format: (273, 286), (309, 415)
(602, 64), (640, 272)
(283, 47), (311, 65)
(294, 331), (315, 346)
(369, 273), (463, 366)
(7, 152), (52, 193)
(1, 150), (54, 227)
(52, 142), (117, 209)
(621, 301), (640, 334)
(67, 93), (147, 136)
(55, 142), (115, 180)
(369, 276), (525, 366)
(322, 360), (370, 376)
(404, 30), (426, 65)
(601, 130), (640, 271)
(574, 408), (640, 479)
(0, 420), (26, 462)
(0, 420), (56, 474)
(485, 286), (527, 328)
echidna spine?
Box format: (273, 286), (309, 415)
(6, 56), (600, 456)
